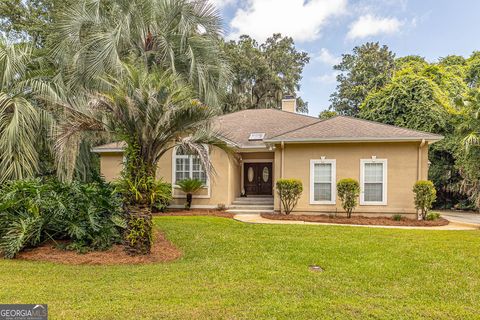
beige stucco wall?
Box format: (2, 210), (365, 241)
(99, 147), (240, 208)
(273, 141), (430, 217)
(241, 152), (274, 160)
(157, 147), (240, 208)
(228, 155), (242, 205)
(99, 153), (123, 181)
(98, 141), (430, 214)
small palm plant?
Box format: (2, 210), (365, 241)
(177, 179), (204, 210)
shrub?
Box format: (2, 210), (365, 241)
(392, 214), (403, 221)
(276, 179), (303, 215)
(413, 180), (437, 220)
(426, 211), (441, 221)
(114, 176), (172, 210)
(177, 179), (204, 210)
(336, 178), (360, 218)
(0, 178), (125, 258)
(150, 180), (173, 212)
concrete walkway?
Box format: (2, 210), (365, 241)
(440, 210), (480, 225)
(233, 214), (480, 231)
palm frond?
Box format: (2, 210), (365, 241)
(52, 0), (230, 106)
(0, 94), (40, 183)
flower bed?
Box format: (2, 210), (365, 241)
(17, 231), (181, 265)
(260, 213), (449, 227)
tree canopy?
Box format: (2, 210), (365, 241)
(359, 74), (453, 134)
(330, 42), (395, 116)
(223, 34), (309, 113)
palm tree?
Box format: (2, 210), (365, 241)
(460, 91), (480, 150)
(0, 0), (230, 184)
(457, 90), (480, 211)
(51, 0), (229, 108)
(51, 63), (226, 254)
(53, 62), (225, 185)
(177, 178), (203, 209)
(0, 39), (53, 183)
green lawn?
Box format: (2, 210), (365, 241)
(1, 216), (480, 319)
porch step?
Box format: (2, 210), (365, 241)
(226, 209), (274, 214)
(231, 201), (274, 206)
(232, 197), (274, 206)
(228, 196), (274, 214)
(243, 195), (274, 198)
(228, 204), (274, 210)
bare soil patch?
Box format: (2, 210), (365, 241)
(261, 213), (449, 227)
(155, 209), (234, 219)
(17, 231), (181, 265)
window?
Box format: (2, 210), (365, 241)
(310, 159), (336, 204)
(173, 147), (208, 186)
(360, 159), (387, 205)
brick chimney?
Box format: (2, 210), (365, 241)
(281, 95), (296, 113)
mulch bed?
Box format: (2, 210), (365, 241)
(155, 209), (235, 219)
(17, 231), (182, 265)
(16, 211), (233, 265)
(261, 213), (450, 227)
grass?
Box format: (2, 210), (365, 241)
(1, 216), (480, 319)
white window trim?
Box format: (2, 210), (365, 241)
(360, 159), (388, 206)
(172, 146), (210, 199)
(310, 159), (336, 205)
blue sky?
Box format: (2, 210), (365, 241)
(213, 0), (480, 116)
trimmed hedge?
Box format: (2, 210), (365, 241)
(336, 178), (360, 218)
(276, 179), (303, 215)
(413, 180), (437, 220)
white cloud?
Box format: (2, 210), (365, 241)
(209, 0), (235, 9)
(347, 14), (403, 39)
(314, 71), (340, 84)
(227, 0), (347, 43)
(315, 48), (341, 66)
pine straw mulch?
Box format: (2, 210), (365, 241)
(261, 213), (450, 227)
(15, 211), (233, 265)
(154, 209), (235, 219)
(16, 230), (182, 265)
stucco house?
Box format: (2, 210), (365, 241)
(93, 97), (443, 218)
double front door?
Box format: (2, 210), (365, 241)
(244, 162), (273, 195)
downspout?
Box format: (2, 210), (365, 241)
(280, 141), (285, 213)
(417, 139), (426, 180)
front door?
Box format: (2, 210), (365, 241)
(244, 163), (273, 195)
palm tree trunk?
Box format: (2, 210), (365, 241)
(186, 193), (193, 210)
(124, 205), (153, 255)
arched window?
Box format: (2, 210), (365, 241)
(173, 147), (208, 185)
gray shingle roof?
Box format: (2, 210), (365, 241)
(264, 116), (444, 143)
(214, 110), (442, 147)
(93, 110), (443, 152)
(212, 109), (319, 148)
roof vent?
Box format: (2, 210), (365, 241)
(248, 132), (265, 141)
